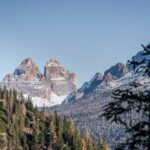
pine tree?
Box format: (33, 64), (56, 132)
(103, 43), (150, 150)
(72, 128), (82, 150)
(81, 138), (86, 150)
(83, 131), (94, 150)
(98, 139), (110, 150)
(31, 128), (39, 150)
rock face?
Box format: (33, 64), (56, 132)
(104, 63), (128, 79)
(14, 58), (42, 78)
(101, 63), (129, 86)
(80, 73), (103, 94)
(1, 58), (77, 107)
(44, 59), (76, 95)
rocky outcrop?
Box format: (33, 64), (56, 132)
(44, 59), (76, 84)
(80, 73), (103, 94)
(102, 73), (115, 86)
(44, 59), (64, 79)
(14, 58), (41, 78)
(44, 59), (76, 95)
(104, 63), (128, 79)
(1, 58), (77, 106)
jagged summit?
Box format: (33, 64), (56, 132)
(14, 58), (41, 78)
(46, 59), (61, 67)
(79, 72), (103, 94)
(104, 63), (128, 79)
(0, 57), (77, 107)
(91, 72), (103, 82)
(20, 57), (36, 67)
(44, 59), (77, 88)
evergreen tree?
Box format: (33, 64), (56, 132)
(31, 128), (39, 150)
(103, 43), (150, 150)
(83, 131), (94, 150)
(0, 87), (102, 150)
(81, 139), (86, 150)
(98, 139), (110, 150)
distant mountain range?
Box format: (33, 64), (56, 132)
(0, 58), (76, 107)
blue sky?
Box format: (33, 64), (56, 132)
(0, 0), (150, 87)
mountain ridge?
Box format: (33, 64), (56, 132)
(0, 58), (77, 107)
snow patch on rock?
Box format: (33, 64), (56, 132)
(50, 92), (68, 107)
(23, 93), (68, 107)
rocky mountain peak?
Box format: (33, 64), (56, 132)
(20, 57), (36, 67)
(104, 63), (128, 79)
(14, 58), (41, 78)
(79, 72), (103, 94)
(46, 59), (61, 67)
(90, 73), (103, 83)
(44, 59), (76, 84)
(44, 59), (76, 95)
(44, 60), (65, 79)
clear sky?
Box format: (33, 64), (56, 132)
(0, 0), (150, 87)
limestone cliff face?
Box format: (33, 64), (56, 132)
(1, 58), (77, 105)
(14, 58), (42, 78)
(2, 58), (50, 99)
(44, 59), (76, 95)
(44, 59), (64, 79)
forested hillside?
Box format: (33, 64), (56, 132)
(0, 88), (109, 150)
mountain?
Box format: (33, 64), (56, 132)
(63, 62), (128, 104)
(0, 58), (77, 107)
(52, 44), (150, 149)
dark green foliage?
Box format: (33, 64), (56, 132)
(0, 88), (106, 150)
(103, 44), (150, 150)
